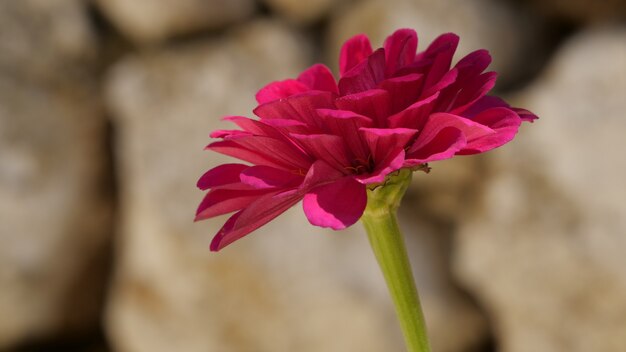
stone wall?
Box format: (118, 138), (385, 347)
(1, 0), (624, 351)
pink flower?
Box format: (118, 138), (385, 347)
(197, 29), (537, 251)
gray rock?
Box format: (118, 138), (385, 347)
(326, 0), (542, 87)
(454, 27), (626, 352)
(96, 0), (256, 45)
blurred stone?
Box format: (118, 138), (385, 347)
(262, 0), (339, 24)
(327, 0), (543, 87)
(0, 0), (96, 81)
(454, 27), (626, 352)
(0, 61), (111, 351)
(0, 0), (112, 349)
(96, 0), (256, 45)
(525, 0), (626, 23)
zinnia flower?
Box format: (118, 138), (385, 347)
(197, 29), (537, 251)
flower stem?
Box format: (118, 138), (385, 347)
(361, 169), (431, 352)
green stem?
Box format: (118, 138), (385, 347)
(361, 169), (431, 352)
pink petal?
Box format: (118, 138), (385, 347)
(454, 49), (491, 80)
(207, 136), (311, 170)
(457, 107), (521, 154)
(449, 71), (498, 114)
(461, 95), (509, 117)
(359, 127), (417, 166)
(303, 177), (366, 230)
(414, 112), (495, 147)
(405, 127), (466, 165)
(388, 92), (439, 129)
(420, 68), (458, 100)
(253, 91), (335, 130)
(197, 163), (249, 190)
(338, 48), (386, 96)
(512, 107), (539, 122)
(255, 79), (309, 104)
(335, 89), (390, 127)
(378, 73), (424, 114)
(384, 28), (418, 76)
(356, 149), (406, 184)
(462, 96), (539, 123)
(297, 64), (338, 93)
(261, 118), (312, 134)
(240, 165), (303, 189)
(195, 188), (271, 221)
(417, 33), (459, 89)
(290, 133), (352, 172)
(317, 108), (373, 161)
(210, 189), (302, 251)
(339, 34), (373, 76)
(301, 159), (345, 189)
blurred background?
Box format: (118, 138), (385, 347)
(1, 0), (625, 351)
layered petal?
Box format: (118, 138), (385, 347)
(303, 177), (367, 230)
(195, 188), (271, 221)
(339, 34), (373, 76)
(297, 64), (339, 94)
(384, 28), (418, 76)
(457, 107), (522, 154)
(240, 165), (303, 189)
(256, 79), (309, 104)
(338, 48), (386, 96)
(197, 163), (249, 190)
(210, 189), (302, 251)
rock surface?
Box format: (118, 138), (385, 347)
(327, 0), (542, 87)
(0, 1), (111, 348)
(454, 27), (626, 352)
(104, 19), (488, 352)
(96, 0), (256, 44)
(262, 0), (338, 24)
(525, 0), (626, 23)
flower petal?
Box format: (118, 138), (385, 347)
(384, 28), (418, 76)
(317, 108), (373, 161)
(297, 64), (338, 93)
(290, 133), (352, 171)
(388, 92), (439, 129)
(240, 165), (303, 189)
(253, 91), (335, 130)
(335, 89), (390, 127)
(207, 136), (311, 171)
(417, 33), (459, 90)
(255, 79), (309, 104)
(359, 127), (417, 166)
(339, 34), (373, 76)
(210, 189), (302, 251)
(457, 107), (521, 154)
(405, 127), (466, 165)
(197, 163), (249, 190)
(449, 71), (498, 114)
(338, 48), (386, 96)
(195, 188), (271, 221)
(379, 73), (424, 114)
(303, 177), (366, 230)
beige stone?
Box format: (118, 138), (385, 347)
(454, 27), (626, 352)
(96, 0), (256, 44)
(262, 0), (339, 24)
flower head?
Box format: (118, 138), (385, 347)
(197, 29), (537, 251)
